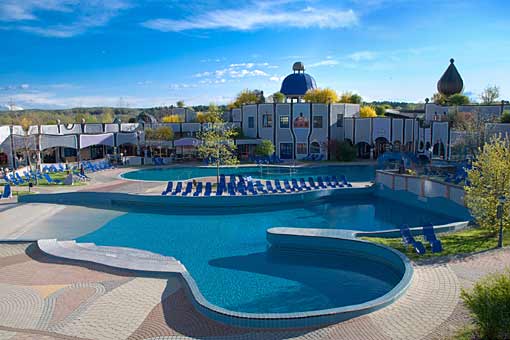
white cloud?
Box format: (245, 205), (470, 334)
(269, 75), (284, 82)
(1, 0), (131, 38)
(348, 51), (377, 62)
(309, 59), (339, 67)
(142, 5), (358, 32)
(19, 84), (29, 89)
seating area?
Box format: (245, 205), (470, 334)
(302, 154), (324, 161)
(399, 224), (443, 255)
(161, 174), (352, 196)
(1, 183), (11, 199)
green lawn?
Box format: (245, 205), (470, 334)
(361, 227), (510, 260)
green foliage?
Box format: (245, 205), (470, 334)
(145, 126), (174, 141)
(197, 125), (239, 182)
(480, 85), (500, 105)
(339, 91), (362, 104)
(329, 140), (356, 161)
(176, 100), (185, 108)
(254, 139), (275, 157)
(375, 105), (387, 116)
(461, 272), (510, 339)
(500, 111), (510, 123)
(272, 92), (285, 103)
(449, 93), (470, 105)
(196, 103), (223, 123)
(465, 136), (510, 234)
(228, 89), (264, 109)
(303, 88), (339, 104)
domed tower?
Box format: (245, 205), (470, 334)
(280, 62), (317, 102)
(437, 58), (464, 97)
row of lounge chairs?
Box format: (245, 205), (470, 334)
(399, 223), (443, 255)
(303, 154), (324, 161)
(162, 174), (352, 196)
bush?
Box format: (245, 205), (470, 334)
(359, 106), (377, 118)
(461, 271), (510, 339)
(330, 140), (356, 161)
(501, 111), (510, 123)
(254, 139), (275, 157)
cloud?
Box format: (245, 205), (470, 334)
(142, 5), (358, 32)
(309, 59), (339, 67)
(348, 51), (377, 62)
(19, 84), (29, 89)
(0, 0), (131, 38)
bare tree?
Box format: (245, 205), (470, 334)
(480, 85), (500, 104)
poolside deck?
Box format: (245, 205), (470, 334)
(0, 242), (508, 340)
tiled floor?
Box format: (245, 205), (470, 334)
(0, 243), (508, 340)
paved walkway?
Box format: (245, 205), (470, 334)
(0, 243), (508, 340)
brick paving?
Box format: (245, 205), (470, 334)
(0, 242), (508, 340)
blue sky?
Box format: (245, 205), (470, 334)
(1, 0), (509, 109)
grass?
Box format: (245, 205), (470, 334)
(361, 227), (510, 261)
(4, 172), (86, 187)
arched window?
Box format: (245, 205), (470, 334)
(310, 141), (321, 154)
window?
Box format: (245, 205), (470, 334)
(296, 143), (307, 154)
(248, 116), (255, 129)
(280, 143), (293, 159)
(262, 114), (273, 128)
(313, 116), (323, 128)
(336, 114), (344, 127)
(310, 142), (321, 154)
(279, 115), (289, 128)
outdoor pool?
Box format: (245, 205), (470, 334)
(78, 195), (457, 315)
(121, 164), (376, 182)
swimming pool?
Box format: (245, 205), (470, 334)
(78, 195), (457, 315)
(121, 164), (375, 182)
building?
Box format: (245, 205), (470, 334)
(280, 62), (317, 102)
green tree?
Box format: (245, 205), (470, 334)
(197, 125), (239, 183)
(465, 136), (510, 235)
(272, 92), (285, 103)
(176, 100), (185, 108)
(303, 88), (339, 104)
(480, 85), (500, 105)
(449, 93), (470, 105)
(339, 92), (362, 104)
(501, 111), (510, 123)
(228, 89), (264, 109)
(254, 139), (275, 157)
(349, 93), (362, 104)
(432, 92), (448, 105)
(375, 105), (387, 116)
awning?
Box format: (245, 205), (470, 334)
(116, 132), (138, 146)
(174, 137), (201, 147)
(41, 134), (78, 150)
(235, 139), (262, 145)
(80, 133), (114, 149)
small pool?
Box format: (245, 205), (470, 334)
(121, 164), (375, 182)
(78, 195), (457, 314)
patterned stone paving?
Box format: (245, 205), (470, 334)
(0, 243), (508, 340)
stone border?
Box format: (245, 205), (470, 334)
(35, 225), (415, 329)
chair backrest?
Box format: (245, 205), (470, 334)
(185, 182), (192, 192)
(2, 184), (11, 198)
(205, 182), (212, 192)
(175, 182), (182, 192)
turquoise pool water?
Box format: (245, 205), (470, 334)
(78, 195), (457, 314)
(121, 164), (375, 182)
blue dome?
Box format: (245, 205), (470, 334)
(280, 73), (317, 97)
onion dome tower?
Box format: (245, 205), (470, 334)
(280, 62), (317, 102)
(437, 58), (464, 96)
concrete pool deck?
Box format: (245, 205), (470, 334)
(0, 242), (508, 340)
(0, 166), (503, 339)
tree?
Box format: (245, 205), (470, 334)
(339, 92), (362, 104)
(196, 103), (223, 123)
(480, 85), (500, 105)
(254, 139), (275, 157)
(501, 111), (510, 123)
(176, 100), (185, 108)
(359, 106), (377, 118)
(197, 125), (239, 183)
(162, 114), (184, 123)
(303, 88), (339, 104)
(228, 89), (264, 109)
(449, 93), (470, 105)
(465, 136), (510, 235)
(375, 105), (387, 116)
(272, 92), (285, 103)
(145, 126), (174, 141)
(432, 92), (448, 105)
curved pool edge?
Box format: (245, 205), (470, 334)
(35, 225), (414, 329)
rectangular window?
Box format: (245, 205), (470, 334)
(248, 116), (255, 129)
(280, 143), (293, 159)
(262, 114), (273, 128)
(336, 114), (344, 127)
(296, 143), (307, 154)
(313, 116), (323, 128)
(279, 115), (289, 128)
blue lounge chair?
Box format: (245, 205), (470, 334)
(193, 182), (203, 196)
(308, 177), (318, 189)
(161, 181), (173, 195)
(422, 223), (443, 253)
(266, 181), (278, 193)
(340, 175), (352, 187)
(227, 182), (236, 196)
(237, 182), (247, 195)
(274, 180), (286, 193)
(400, 226), (426, 255)
(299, 178), (312, 190)
(283, 180), (295, 192)
(171, 182), (183, 196)
(331, 175), (344, 188)
(15, 173), (26, 184)
(181, 182), (193, 196)
(291, 178), (303, 191)
(247, 181), (258, 195)
(204, 182), (212, 196)
(317, 176), (328, 189)
(43, 173), (62, 184)
(255, 180), (268, 194)
(1, 184), (12, 199)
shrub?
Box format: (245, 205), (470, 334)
(461, 271), (510, 339)
(254, 139), (275, 157)
(359, 106), (377, 118)
(330, 140), (356, 161)
(303, 88), (339, 104)
(501, 111), (510, 123)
